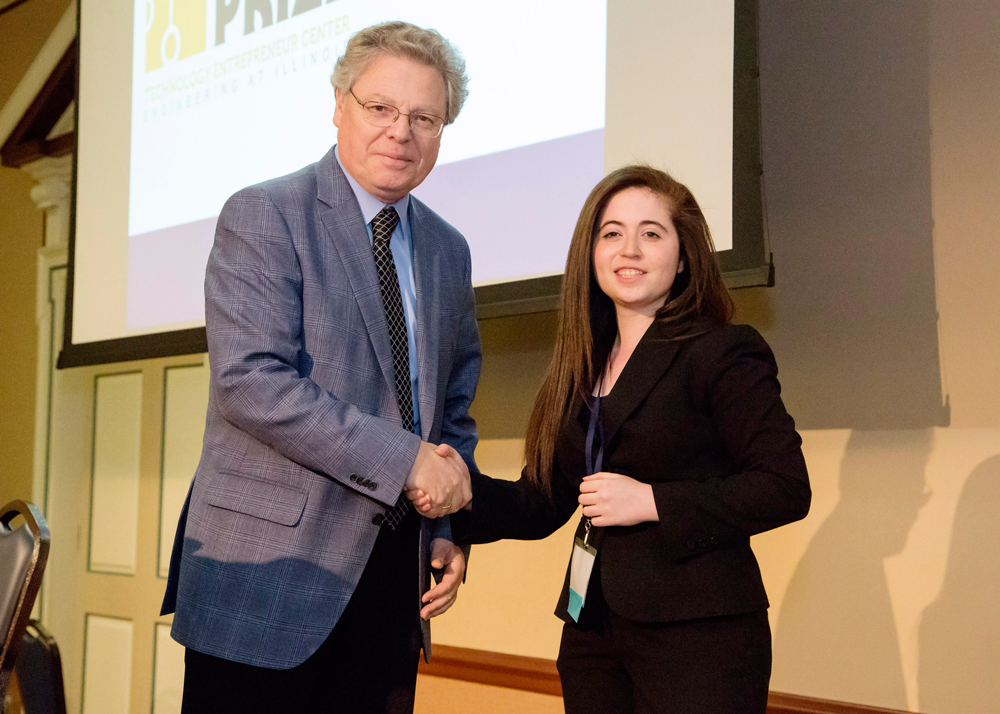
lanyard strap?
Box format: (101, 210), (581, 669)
(585, 389), (605, 477)
(583, 385), (605, 545)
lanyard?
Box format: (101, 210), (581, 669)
(581, 384), (605, 548)
(585, 389), (605, 477)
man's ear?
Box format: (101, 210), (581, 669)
(333, 88), (344, 128)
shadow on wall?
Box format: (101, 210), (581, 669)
(771, 429), (933, 710)
(918, 454), (1000, 714)
(743, 0), (947, 430)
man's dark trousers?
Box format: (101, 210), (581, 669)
(181, 508), (422, 714)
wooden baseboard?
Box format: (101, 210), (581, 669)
(419, 646), (912, 713)
(420, 645), (562, 697)
(766, 691), (911, 714)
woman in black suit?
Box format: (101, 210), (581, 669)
(413, 165), (810, 713)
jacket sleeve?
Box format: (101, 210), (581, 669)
(451, 464), (581, 545)
(428, 239), (481, 547)
(439, 242), (482, 473)
(205, 186), (420, 507)
(651, 325), (811, 561)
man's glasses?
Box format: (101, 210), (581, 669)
(349, 89), (445, 139)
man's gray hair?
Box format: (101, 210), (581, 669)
(331, 21), (469, 126)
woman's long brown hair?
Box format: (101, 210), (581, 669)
(523, 165), (734, 492)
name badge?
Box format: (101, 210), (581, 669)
(568, 528), (597, 622)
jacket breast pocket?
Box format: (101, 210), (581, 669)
(203, 471), (308, 527)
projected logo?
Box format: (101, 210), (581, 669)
(145, 0), (207, 72)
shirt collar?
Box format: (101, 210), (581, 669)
(335, 145), (410, 229)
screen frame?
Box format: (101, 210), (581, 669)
(476, 0), (771, 320)
(58, 0), (770, 368)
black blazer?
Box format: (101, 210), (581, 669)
(452, 322), (810, 625)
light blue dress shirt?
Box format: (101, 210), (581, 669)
(335, 147), (421, 436)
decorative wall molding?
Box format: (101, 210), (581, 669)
(418, 646), (913, 713)
(87, 371), (143, 576)
(80, 614), (132, 714)
(27, 153), (72, 545)
(158, 362), (209, 578)
(24, 154), (72, 209)
(152, 622), (184, 714)
(24, 154), (73, 249)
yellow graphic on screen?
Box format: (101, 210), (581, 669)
(145, 0), (207, 72)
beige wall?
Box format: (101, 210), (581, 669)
(744, 6), (1000, 710)
(0, 166), (41, 506)
(0, 0), (72, 506)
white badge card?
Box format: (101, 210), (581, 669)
(568, 536), (598, 622)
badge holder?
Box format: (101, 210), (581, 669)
(568, 519), (597, 622)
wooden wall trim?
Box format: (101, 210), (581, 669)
(0, 39), (76, 169)
(766, 691), (911, 714)
(419, 646), (912, 713)
(419, 645), (562, 697)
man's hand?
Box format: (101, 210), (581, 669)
(420, 538), (466, 619)
(405, 442), (471, 518)
(406, 444), (472, 516)
(578, 472), (659, 527)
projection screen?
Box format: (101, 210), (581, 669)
(61, 0), (764, 367)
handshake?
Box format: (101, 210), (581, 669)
(404, 442), (471, 517)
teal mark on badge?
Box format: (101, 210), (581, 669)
(568, 588), (584, 622)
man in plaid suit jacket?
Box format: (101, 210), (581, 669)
(161, 22), (480, 714)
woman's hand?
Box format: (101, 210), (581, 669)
(579, 472), (659, 526)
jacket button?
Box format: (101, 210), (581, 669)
(372, 513), (385, 526)
(698, 539), (707, 548)
(709, 536), (719, 545)
(686, 541), (696, 550)
(368, 482), (378, 491)
(350, 474), (358, 482)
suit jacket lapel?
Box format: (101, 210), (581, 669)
(317, 151), (436, 658)
(407, 199), (440, 660)
(316, 151), (399, 406)
(601, 321), (683, 448)
(409, 199), (441, 440)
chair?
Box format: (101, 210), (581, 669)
(0, 501), (50, 705)
(14, 620), (66, 714)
